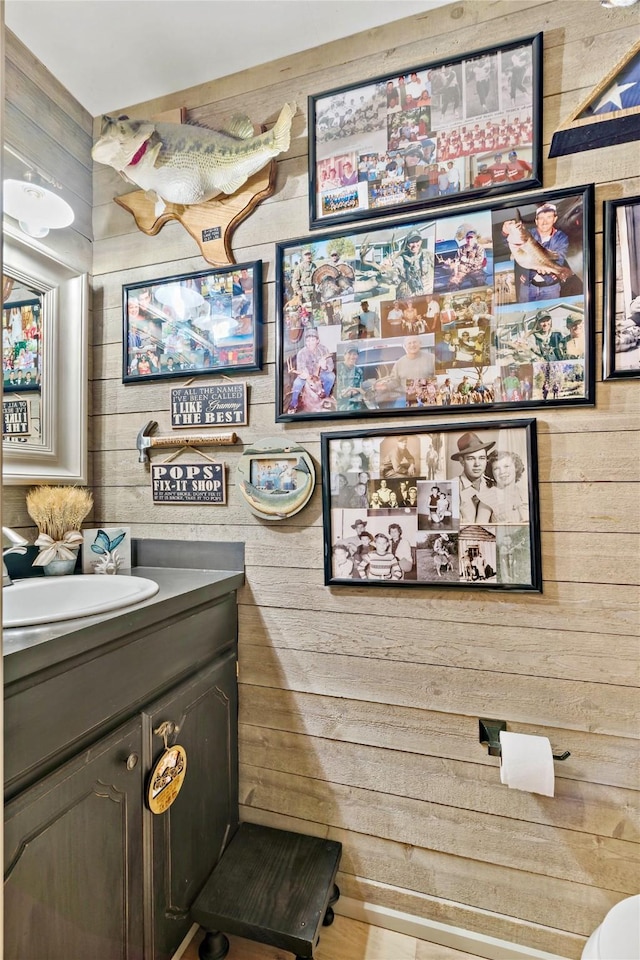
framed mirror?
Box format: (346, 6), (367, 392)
(2, 225), (88, 484)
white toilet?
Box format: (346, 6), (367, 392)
(581, 895), (640, 959)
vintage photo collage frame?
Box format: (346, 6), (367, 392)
(322, 420), (542, 591)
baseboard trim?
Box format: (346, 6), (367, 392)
(335, 896), (571, 960)
(171, 922), (200, 960)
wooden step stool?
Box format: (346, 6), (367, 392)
(191, 822), (342, 960)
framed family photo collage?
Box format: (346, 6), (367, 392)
(122, 262), (262, 383)
(276, 184), (594, 424)
(309, 34), (542, 228)
(322, 420), (541, 591)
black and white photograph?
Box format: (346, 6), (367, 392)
(603, 195), (640, 379)
(322, 419), (541, 590)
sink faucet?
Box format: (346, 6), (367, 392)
(3, 527), (29, 586)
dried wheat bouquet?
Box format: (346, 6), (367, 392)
(26, 485), (93, 564)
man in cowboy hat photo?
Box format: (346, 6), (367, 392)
(343, 519), (374, 564)
(449, 431), (497, 524)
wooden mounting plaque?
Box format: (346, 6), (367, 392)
(115, 165), (275, 266)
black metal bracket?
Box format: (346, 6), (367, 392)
(479, 718), (506, 756)
(479, 718), (570, 761)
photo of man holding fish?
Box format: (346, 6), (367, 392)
(491, 191), (588, 403)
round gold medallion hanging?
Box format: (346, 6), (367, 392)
(147, 722), (188, 815)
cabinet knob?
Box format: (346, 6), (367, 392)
(125, 753), (139, 770)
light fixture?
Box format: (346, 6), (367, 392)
(3, 175), (74, 238)
(600, 0), (638, 6)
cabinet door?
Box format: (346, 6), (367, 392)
(4, 717), (144, 960)
(144, 649), (239, 959)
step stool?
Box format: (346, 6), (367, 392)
(191, 822), (342, 960)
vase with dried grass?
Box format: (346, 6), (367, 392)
(26, 486), (93, 575)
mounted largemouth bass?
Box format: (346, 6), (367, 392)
(92, 103), (296, 206)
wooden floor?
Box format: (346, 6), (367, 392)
(181, 917), (481, 960)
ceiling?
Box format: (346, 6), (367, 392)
(5, 0), (452, 117)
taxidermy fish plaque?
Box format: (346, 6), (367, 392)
(92, 103), (296, 265)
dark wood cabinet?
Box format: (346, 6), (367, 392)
(4, 717), (145, 960)
(4, 579), (239, 960)
(146, 650), (239, 959)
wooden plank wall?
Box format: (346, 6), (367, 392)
(8, 3), (640, 957)
(3, 29), (93, 273)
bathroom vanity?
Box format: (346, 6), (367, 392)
(3, 541), (243, 960)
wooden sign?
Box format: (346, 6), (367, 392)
(3, 398), (30, 437)
(171, 383), (248, 428)
(151, 462), (226, 503)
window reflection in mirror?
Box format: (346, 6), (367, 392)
(3, 276), (44, 445)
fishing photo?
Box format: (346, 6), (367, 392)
(236, 438), (316, 521)
(122, 262), (263, 383)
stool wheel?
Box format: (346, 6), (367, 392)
(323, 905), (335, 926)
(328, 883), (340, 906)
(198, 930), (230, 960)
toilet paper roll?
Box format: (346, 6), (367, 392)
(499, 731), (555, 797)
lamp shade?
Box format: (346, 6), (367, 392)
(3, 179), (75, 238)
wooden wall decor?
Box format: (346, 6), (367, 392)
(115, 166), (276, 267)
(549, 38), (640, 157)
(112, 108), (277, 266)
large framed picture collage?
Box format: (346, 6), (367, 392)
(309, 34), (543, 228)
(288, 31), (598, 591)
(277, 183), (594, 423)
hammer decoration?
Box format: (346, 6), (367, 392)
(137, 420), (238, 464)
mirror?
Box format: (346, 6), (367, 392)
(2, 224), (88, 484)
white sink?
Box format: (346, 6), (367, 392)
(3, 574), (159, 628)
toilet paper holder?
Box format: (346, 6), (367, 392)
(479, 719), (570, 761)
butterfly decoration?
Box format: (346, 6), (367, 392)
(90, 528), (128, 574)
(91, 529), (127, 556)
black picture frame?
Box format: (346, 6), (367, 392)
(603, 195), (640, 380)
(122, 261), (262, 383)
(322, 418), (541, 592)
(276, 184), (594, 422)
(308, 33), (542, 229)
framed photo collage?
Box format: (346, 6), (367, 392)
(309, 34), (542, 228)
